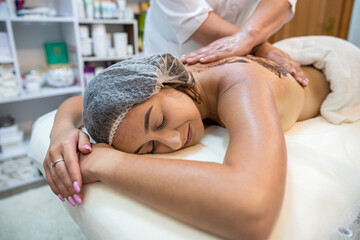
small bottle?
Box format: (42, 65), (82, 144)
(116, 0), (126, 19)
(77, 0), (85, 19)
(84, 0), (93, 19)
(93, 0), (101, 18)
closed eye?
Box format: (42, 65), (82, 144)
(148, 115), (166, 153)
(156, 115), (166, 131)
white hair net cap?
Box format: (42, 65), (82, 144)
(82, 53), (195, 145)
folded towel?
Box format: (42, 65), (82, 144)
(274, 36), (360, 124)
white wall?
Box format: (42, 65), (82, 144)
(348, 0), (360, 47)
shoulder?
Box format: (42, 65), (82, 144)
(213, 57), (272, 96)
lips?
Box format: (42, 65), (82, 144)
(185, 125), (192, 146)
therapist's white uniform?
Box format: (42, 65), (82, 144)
(144, 0), (297, 58)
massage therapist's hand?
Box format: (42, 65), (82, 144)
(181, 31), (254, 65)
(44, 128), (92, 206)
(252, 42), (309, 87)
(79, 143), (119, 184)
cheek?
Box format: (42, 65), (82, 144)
(189, 116), (204, 146)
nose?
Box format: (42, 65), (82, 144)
(154, 129), (182, 150)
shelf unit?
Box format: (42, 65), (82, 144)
(0, 0), (139, 193)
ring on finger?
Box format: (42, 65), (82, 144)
(50, 158), (64, 168)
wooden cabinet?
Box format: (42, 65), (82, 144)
(269, 0), (354, 43)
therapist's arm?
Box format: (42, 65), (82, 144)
(182, 1), (307, 86)
(182, 0), (293, 64)
(190, 12), (240, 46)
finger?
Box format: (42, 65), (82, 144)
(53, 159), (76, 196)
(280, 61), (306, 86)
(43, 163), (64, 202)
(50, 164), (79, 206)
(181, 50), (202, 63)
(63, 139), (83, 193)
(49, 164), (71, 198)
(182, 45), (215, 64)
(295, 72), (309, 87)
(292, 64), (309, 87)
(78, 131), (92, 154)
(200, 51), (230, 63)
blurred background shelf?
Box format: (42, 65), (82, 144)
(0, 175), (45, 194)
(0, 86), (83, 104)
(0, 0), (142, 194)
(10, 17), (75, 22)
(79, 18), (137, 24)
(0, 58), (14, 63)
(82, 54), (138, 62)
(0, 139), (29, 162)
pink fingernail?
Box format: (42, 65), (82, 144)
(73, 181), (81, 193)
(84, 145), (92, 151)
(73, 194), (82, 204)
(68, 196), (76, 206)
(58, 194), (65, 202)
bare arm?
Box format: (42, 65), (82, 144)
(182, 0), (293, 63)
(44, 96), (90, 206)
(181, 1), (307, 85)
(190, 12), (240, 46)
(50, 96), (84, 137)
(80, 72), (287, 239)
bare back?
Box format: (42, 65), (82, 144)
(186, 56), (330, 131)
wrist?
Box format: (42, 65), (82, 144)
(91, 146), (124, 182)
(250, 42), (271, 56)
(237, 26), (262, 44)
(50, 124), (79, 140)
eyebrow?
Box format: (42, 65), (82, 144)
(144, 105), (153, 134)
(133, 105), (153, 154)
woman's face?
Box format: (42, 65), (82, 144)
(112, 87), (205, 154)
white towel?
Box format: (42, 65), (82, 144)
(274, 36), (360, 124)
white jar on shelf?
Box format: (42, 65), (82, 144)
(114, 32), (128, 57)
(45, 66), (75, 87)
(79, 25), (90, 39)
(91, 24), (106, 36)
(92, 24), (107, 57)
(81, 38), (93, 56)
(0, 64), (19, 99)
(93, 35), (107, 57)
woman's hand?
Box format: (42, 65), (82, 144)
(43, 128), (91, 206)
(252, 42), (309, 87)
(79, 143), (117, 184)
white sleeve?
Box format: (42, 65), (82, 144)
(286, 0), (297, 23)
(154, 0), (213, 44)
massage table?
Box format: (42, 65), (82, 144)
(29, 110), (360, 240)
(29, 36), (360, 239)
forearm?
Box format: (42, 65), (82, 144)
(50, 96), (84, 139)
(191, 0), (291, 48)
(89, 149), (284, 240)
(191, 12), (240, 46)
(239, 0), (292, 46)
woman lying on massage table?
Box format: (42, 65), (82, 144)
(44, 44), (330, 239)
